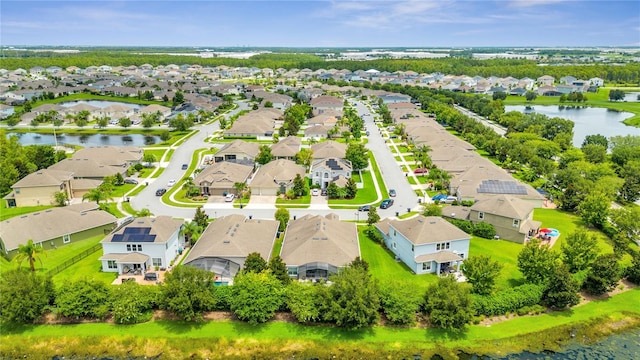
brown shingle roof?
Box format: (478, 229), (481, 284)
(311, 140), (347, 159)
(377, 215), (470, 245)
(193, 162), (253, 188)
(470, 195), (535, 219)
(11, 169), (73, 188)
(250, 159), (306, 188)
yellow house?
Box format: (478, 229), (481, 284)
(4, 169), (73, 207)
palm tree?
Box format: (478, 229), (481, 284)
(82, 188), (112, 204)
(180, 221), (202, 246)
(14, 239), (45, 272)
(137, 208), (153, 217)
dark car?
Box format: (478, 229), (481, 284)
(389, 189), (397, 197)
(155, 188), (167, 196)
(124, 178), (138, 184)
(181, 163), (188, 170)
(358, 205), (370, 212)
(144, 272), (158, 281)
(380, 199), (394, 209)
(321, 188), (327, 196)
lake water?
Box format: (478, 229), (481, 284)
(59, 100), (143, 110)
(623, 92), (640, 102)
(505, 105), (639, 147)
(9, 132), (160, 147)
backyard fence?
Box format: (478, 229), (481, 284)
(46, 243), (102, 277)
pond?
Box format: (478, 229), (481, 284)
(623, 92), (640, 102)
(9, 132), (161, 147)
(505, 105), (639, 147)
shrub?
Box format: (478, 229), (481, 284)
(0, 269), (55, 324)
(472, 284), (545, 317)
(55, 279), (111, 320)
(625, 251), (640, 285)
(211, 285), (233, 311)
(159, 130), (171, 141)
(472, 222), (496, 239)
(231, 272), (284, 324)
(446, 218), (474, 234)
(111, 282), (159, 324)
(380, 282), (423, 325)
(365, 226), (384, 244)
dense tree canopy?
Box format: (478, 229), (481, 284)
(0, 269), (55, 324)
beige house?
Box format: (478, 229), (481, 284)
(182, 214), (279, 280)
(271, 136), (301, 160)
(310, 95), (343, 116)
(469, 195), (541, 243)
(213, 140), (260, 165)
(49, 146), (143, 179)
(4, 169), (74, 207)
(280, 214), (360, 280)
(310, 140), (347, 159)
(250, 159), (306, 195)
(0, 203), (117, 259)
(224, 108), (281, 138)
(193, 162), (254, 196)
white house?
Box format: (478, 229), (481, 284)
(99, 216), (185, 274)
(375, 216), (470, 275)
(310, 157), (352, 189)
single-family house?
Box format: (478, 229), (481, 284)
(193, 161), (254, 196)
(469, 195), (541, 243)
(0, 104), (15, 119)
(213, 140), (260, 165)
(310, 95), (343, 116)
(48, 146), (143, 179)
(280, 214), (359, 280)
(537, 75), (555, 86)
(224, 108), (281, 138)
(250, 159), (306, 195)
(310, 140), (347, 159)
(99, 216), (185, 274)
(271, 136), (301, 160)
(378, 93), (412, 104)
(0, 203), (117, 259)
(182, 214), (279, 280)
(310, 157), (352, 189)
(375, 216), (471, 275)
(4, 169), (74, 207)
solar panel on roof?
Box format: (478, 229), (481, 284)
(478, 180), (527, 195)
(111, 227), (156, 242)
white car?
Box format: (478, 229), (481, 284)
(225, 193), (235, 202)
(167, 179), (176, 187)
(311, 188), (320, 196)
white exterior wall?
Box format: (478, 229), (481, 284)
(100, 229), (183, 272)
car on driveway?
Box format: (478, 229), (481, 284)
(181, 164), (188, 170)
(312, 188), (320, 196)
(155, 188), (167, 196)
(124, 178), (138, 184)
(358, 205), (370, 212)
(389, 189), (396, 197)
(225, 193), (235, 202)
(167, 179), (176, 187)
(380, 199), (394, 209)
(321, 188), (327, 196)
(413, 168), (429, 174)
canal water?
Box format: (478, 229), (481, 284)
(9, 132), (160, 147)
(505, 105), (639, 147)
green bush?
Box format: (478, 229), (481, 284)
(111, 282), (159, 324)
(55, 279), (112, 320)
(446, 218), (474, 234)
(159, 130), (171, 141)
(472, 284), (545, 317)
(211, 285), (233, 311)
(472, 222), (496, 239)
(365, 226), (384, 244)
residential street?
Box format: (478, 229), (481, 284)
(453, 104), (507, 136)
(129, 99), (423, 221)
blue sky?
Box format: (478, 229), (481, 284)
(2, 1), (639, 47)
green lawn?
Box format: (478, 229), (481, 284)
(127, 185), (146, 196)
(469, 236), (525, 290)
(101, 202), (125, 218)
(0, 201), (54, 221)
(149, 167), (164, 178)
(328, 169), (377, 206)
(110, 183), (136, 198)
(143, 149), (167, 161)
(121, 201), (137, 216)
(533, 208), (612, 253)
(51, 249), (117, 287)
(275, 194), (311, 207)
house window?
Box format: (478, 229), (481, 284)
(126, 244), (132, 251)
(513, 219), (520, 227)
(137, 244), (142, 251)
(478, 212), (484, 220)
(411, 245), (414, 252)
(62, 234), (71, 244)
(287, 267), (298, 276)
(393, 230), (397, 236)
(152, 258), (162, 267)
(107, 260), (117, 269)
(422, 262), (431, 271)
(436, 242), (450, 251)
(315, 172), (319, 176)
(324, 173), (329, 178)
(15, 188), (20, 194)
(392, 242), (397, 249)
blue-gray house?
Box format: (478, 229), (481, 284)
(375, 216), (470, 275)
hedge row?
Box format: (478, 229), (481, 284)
(472, 283), (545, 316)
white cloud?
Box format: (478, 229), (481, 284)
(508, 0), (565, 8)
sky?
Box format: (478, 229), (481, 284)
(2, 0), (639, 47)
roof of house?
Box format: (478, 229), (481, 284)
(470, 194), (535, 219)
(376, 215), (470, 245)
(224, 109), (280, 135)
(0, 204), (116, 251)
(216, 140), (260, 158)
(312, 157), (352, 172)
(183, 214), (279, 263)
(280, 214), (359, 267)
(48, 158), (125, 178)
(250, 159), (306, 188)
(11, 169), (74, 188)
(70, 178), (104, 190)
(310, 140), (347, 159)
(310, 95), (343, 107)
(101, 216), (182, 244)
(415, 250), (463, 263)
(193, 161), (253, 188)
(270, 136), (301, 158)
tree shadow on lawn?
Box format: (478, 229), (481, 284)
(156, 319), (207, 334)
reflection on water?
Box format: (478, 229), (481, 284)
(9, 132), (160, 147)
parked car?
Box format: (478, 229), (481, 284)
(441, 196), (458, 204)
(225, 193), (235, 202)
(389, 189), (397, 197)
(144, 272), (158, 281)
(380, 199), (394, 209)
(311, 188), (320, 196)
(321, 188), (327, 196)
(124, 178), (138, 184)
(358, 205), (370, 212)
(155, 188), (167, 196)
(167, 179), (176, 187)
(413, 168), (429, 174)
(181, 164), (188, 170)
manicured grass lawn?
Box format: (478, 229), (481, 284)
(110, 183), (136, 198)
(143, 149), (167, 161)
(101, 202), (125, 218)
(469, 236), (524, 290)
(121, 201), (137, 216)
(533, 208), (612, 253)
(328, 169), (377, 206)
(358, 226), (437, 291)
(149, 167), (164, 178)
(0, 201), (54, 221)
(276, 194), (311, 207)
(127, 185), (146, 196)
(51, 250), (117, 287)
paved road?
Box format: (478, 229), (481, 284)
(130, 99), (422, 221)
(453, 104), (507, 136)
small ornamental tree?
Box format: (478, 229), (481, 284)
(268, 255), (291, 285)
(624, 251), (640, 285)
(275, 207), (290, 232)
(323, 265), (380, 329)
(161, 266), (216, 321)
(292, 174), (306, 197)
(243, 252), (268, 274)
(345, 177), (357, 199)
(517, 238), (560, 285)
(542, 263), (581, 309)
(424, 275), (474, 331)
(193, 206), (209, 228)
(561, 230), (598, 272)
(461, 255), (502, 295)
(367, 206), (380, 226)
(231, 271), (284, 324)
(256, 145), (273, 165)
(584, 254), (622, 295)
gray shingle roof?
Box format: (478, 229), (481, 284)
(376, 215), (470, 245)
(101, 216), (182, 244)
